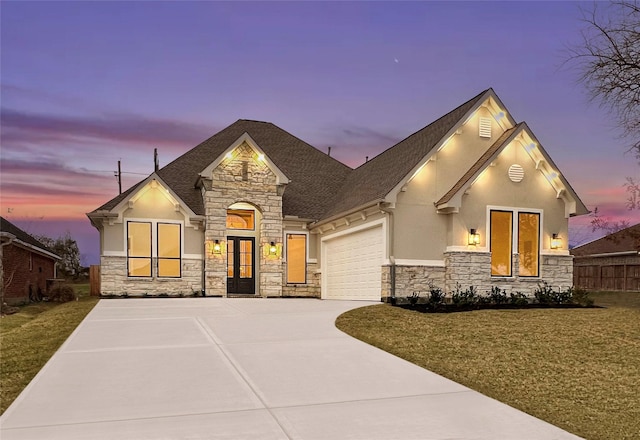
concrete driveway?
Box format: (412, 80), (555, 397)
(1, 298), (581, 439)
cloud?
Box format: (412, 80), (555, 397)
(0, 108), (215, 149)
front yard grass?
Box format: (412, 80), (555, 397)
(0, 294), (98, 415)
(336, 291), (640, 440)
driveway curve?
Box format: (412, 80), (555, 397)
(1, 298), (581, 439)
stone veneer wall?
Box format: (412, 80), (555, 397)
(443, 251), (574, 296)
(100, 256), (202, 296)
(204, 142), (283, 297)
(381, 265), (446, 300)
(282, 262), (320, 297)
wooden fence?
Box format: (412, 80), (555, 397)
(89, 265), (101, 296)
(574, 264), (640, 291)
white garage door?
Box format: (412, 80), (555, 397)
(323, 226), (383, 301)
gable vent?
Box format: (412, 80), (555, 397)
(508, 164), (524, 182)
(479, 117), (492, 138)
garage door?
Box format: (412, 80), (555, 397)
(323, 225), (383, 300)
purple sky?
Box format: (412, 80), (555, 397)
(1, 1), (638, 265)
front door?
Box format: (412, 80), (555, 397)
(227, 236), (255, 294)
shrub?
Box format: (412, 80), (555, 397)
(488, 286), (508, 305)
(47, 284), (76, 303)
(428, 285), (446, 307)
(534, 282), (573, 305)
(408, 292), (420, 306)
(451, 285), (478, 307)
(510, 292), (529, 307)
(570, 287), (594, 307)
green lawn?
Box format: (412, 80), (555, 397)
(336, 292), (640, 440)
(0, 285), (97, 415)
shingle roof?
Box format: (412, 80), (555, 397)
(319, 89), (491, 219)
(0, 216), (60, 259)
(571, 223), (640, 256)
(436, 124), (522, 206)
(93, 120), (352, 220)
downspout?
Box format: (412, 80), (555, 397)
(378, 203), (395, 302)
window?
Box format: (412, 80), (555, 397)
(127, 221), (182, 278)
(286, 234), (307, 283)
(226, 209), (254, 230)
(128, 222), (152, 277)
(490, 210), (540, 278)
(518, 212), (540, 277)
(158, 223), (181, 277)
(490, 211), (512, 276)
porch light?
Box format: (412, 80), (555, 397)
(269, 241), (277, 255)
(212, 240), (222, 255)
(468, 229), (480, 245)
(551, 233), (562, 250)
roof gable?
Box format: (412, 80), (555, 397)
(319, 88), (498, 220)
(435, 123), (588, 217)
(199, 132), (290, 185)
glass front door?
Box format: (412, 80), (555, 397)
(227, 236), (255, 294)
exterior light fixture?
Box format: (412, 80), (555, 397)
(551, 233), (562, 250)
(468, 229), (480, 245)
(257, 153), (265, 161)
(269, 241), (277, 255)
(225, 151), (233, 160)
(212, 240), (222, 255)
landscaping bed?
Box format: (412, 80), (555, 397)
(390, 282), (595, 313)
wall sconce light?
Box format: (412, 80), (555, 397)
(551, 233), (562, 250)
(468, 229), (480, 245)
(211, 239), (222, 255)
(257, 153), (265, 162)
(269, 241), (277, 255)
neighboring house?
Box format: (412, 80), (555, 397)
(0, 217), (61, 304)
(88, 88), (588, 301)
(571, 223), (640, 291)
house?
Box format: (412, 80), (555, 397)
(87, 88), (588, 300)
(0, 217), (61, 304)
(571, 223), (640, 291)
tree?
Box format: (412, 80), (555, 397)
(35, 231), (82, 279)
(570, 0), (640, 156)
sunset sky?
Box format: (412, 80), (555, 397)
(2, 1), (638, 265)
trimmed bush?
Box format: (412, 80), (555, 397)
(47, 284), (76, 303)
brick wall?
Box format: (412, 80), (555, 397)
(2, 244), (56, 304)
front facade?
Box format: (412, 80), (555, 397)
(1, 217), (61, 304)
(88, 89), (588, 300)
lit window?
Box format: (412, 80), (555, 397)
(490, 211), (512, 277)
(128, 222), (152, 277)
(286, 234), (307, 284)
(226, 209), (255, 230)
(518, 213), (540, 277)
(490, 210), (541, 278)
(158, 223), (181, 278)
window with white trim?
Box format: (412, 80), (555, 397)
(286, 233), (307, 284)
(158, 223), (181, 278)
(490, 209), (540, 277)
